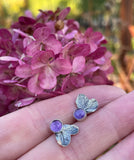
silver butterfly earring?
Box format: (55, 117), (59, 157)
(50, 120), (79, 147)
(73, 94), (98, 121)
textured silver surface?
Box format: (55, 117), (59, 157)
(55, 124), (79, 147)
(76, 94), (98, 114)
(62, 124), (79, 135)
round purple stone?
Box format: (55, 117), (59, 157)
(50, 120), (63, 133)
(73, 108), (86, 120)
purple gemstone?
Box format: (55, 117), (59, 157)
(73, 109), (86, 120)
(50, 120), (63, 133)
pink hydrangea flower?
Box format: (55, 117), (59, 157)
(0, 7), (113, 116)
(26, 27), (62, 56)
(15, 50), (72, 94)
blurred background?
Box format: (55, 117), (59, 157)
(0, 0), (134, 92)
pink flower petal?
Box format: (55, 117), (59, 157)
(3, 80), (18, 84)
(92, 70), (113, 85)
(13, 29), (29, 38)
(33, 27), (50, 42)
(0, 56), (18, 61)
(105, 51), (112, 59)
(101, 64), (114, 73)
(45, 35), (62, 54)
(39, 50), (55, 63)
(69, 44), (90, 56)
(90, 31), (103, 42)
(61, 41), (74, 58)
(19, 16), (36, 25)
(0, 56), (24, 65)
(14, 97), (35, 107)
(28, 74), (43, 94)
(45, 21), (55, 33)
(23, 37), (33, 48)
(84, 27), (93, 36)
(90, 47), (106, 59)
(39, 67), (57, 89)
(71, 75), (85, 87)
(15, 64), (32, 78)
(0, 29), (12, 40)
(52, 59), (72, 74)
(85, 28), (103, 42)
(89, 41), (98, 53)
(26, 41), (40, 56)
(72, 56), (85, 73)
(59, 7), (70, 20)
(94, 57), (105, 65)
(0, 104), (8, 116)
(25, 10), (33, 18)
(97, 36), (107, 45)
(61, 75), (75, 93)
(14, 83), (26, 88)
(31, 50), (54, 70)
(65, 30), (78, 40)
(83, 63), (100, 76)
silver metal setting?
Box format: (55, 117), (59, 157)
(74, 94), (99, 121)
(50, 120), (79, 147)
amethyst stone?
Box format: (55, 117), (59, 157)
(73, 108), (86, 120)
(50, 120), (63, 133)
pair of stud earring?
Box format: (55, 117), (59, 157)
(50, 94), (98, 147)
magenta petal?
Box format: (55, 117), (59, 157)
(39, 67), (57, 89)
(90, 32), (103, 42)
(84, 28), (93, 36)
(101, 63), (113, 72)
(0, 56), (18, 61)
(94, 57), (105, 65)
(25, 10), (33, 18)
(14, 97), (36, 107)
(90, 47), (107, 59)
(13, 29), (29, 38)
(69, 44), (90, 56)
(89, 41), (98, 53)
(23, 37), (33, 48)
(45, 21), (55, 33)
(104, 51), (112, 59)
(92, 74), (106, 85)
(0, 28), (12, 40)
(61, 75), (75, 93)
(52, 59), (72, 74)
(33, 27), (50, 42)
(45, 35), (62, 55)
(83, 63), (100, 76)
(31, 52), (46, 70)
(71, 75), (85, 87)
(26, 41), (40, 56)
(31, 50), (54, 70)
(73, 56), (85, 73)
(39, 50), (55, 63)
(62, 41), (74, 58)
(65, 30), (78, 40)
(0, 56), (24, 65)
(19, 16), (36, 25)
(92, 70), (113, 85)
(28, 74), (43, 94)
(15, 64), (32, 78)
(59, 7), (70, 20)
(3, 80), (18, 84)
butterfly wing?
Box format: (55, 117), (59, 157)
(55, 131), (71, 147)
(85, 98), (98, 114)
(76, 94), (89, 109)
